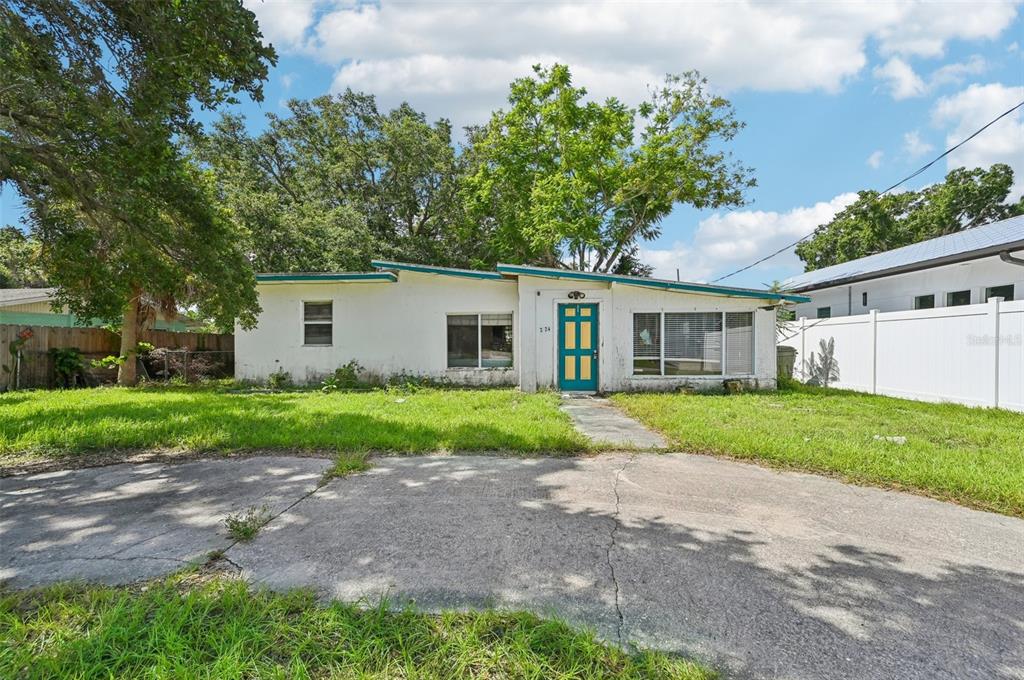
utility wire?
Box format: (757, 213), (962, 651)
(712, 99), (1024, 284)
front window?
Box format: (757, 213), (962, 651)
(303, 301), (332, 346)
(447, 313), (513, 368)
(985, 284), (1014, 302)
(633, 311), (752, 376)
(947, 290), (971, 306)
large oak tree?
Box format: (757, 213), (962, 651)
(1, 0), (276, 384)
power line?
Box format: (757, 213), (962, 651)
(711, 98), (1024, 284)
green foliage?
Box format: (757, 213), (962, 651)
(48, 347), (84, 388)
(224, 505), (271, 541)
(0, 226), (46, 287)
(321, 361), (364, 392)
(0, 576), (714, 679)
(613, 383), (1024, 517)
(2, 327), (33, 390)
(322, 452), (372, 482)
(192, 91), (472, 273)
(266, 368), (292, 390)
(796, 164), (1024, 271)
(462, 65), (753, 273)
(1, 0), (275, 345)
(90, 342), (154, 370)
(0, 388), (588, 461)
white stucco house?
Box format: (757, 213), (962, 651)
(782, 215), (1024, 319)
(235, 261), (808, 392)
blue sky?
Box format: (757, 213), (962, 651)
(3, 0), (1022, 289)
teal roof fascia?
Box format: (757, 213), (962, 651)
(371, 260), (506, 281)
(494, 264), (810, 303)
(256, 272), (397, 283)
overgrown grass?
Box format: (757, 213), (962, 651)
(613, 382), (1024, 517)
(0, 387), (588, 464)
(0, 575), (714, 679)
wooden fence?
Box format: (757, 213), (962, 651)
(1, 324), (233, 390)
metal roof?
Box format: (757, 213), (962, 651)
(781, 215), (1024, 292)
(256, 272), (397, 283)
(370, 260), (506, 281)
(0, 287), (55, 307)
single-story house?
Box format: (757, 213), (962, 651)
(782, 215), (1024, 319)
(0, 288), (198, 331)
(235, 261), (808, 392)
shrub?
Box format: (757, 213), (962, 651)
(267, 368), (292, 390)
(321, 361), (363, 393)
(224, 505), (272, 541)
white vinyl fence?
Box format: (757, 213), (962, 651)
(781, 298), (1024, 412)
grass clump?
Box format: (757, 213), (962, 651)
(613, 382), (1024, 517)
(223, 505), (272, 542)
(0, 575), (714, 679)
(0, 387), (588, 464)
(322, 452), (372, 484)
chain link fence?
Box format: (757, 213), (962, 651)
(143, 349), (235, 382)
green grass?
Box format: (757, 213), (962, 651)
(612, 382), (1024, 517)
(0, 387), (587, 464)
(0, 574), (714, 680)
(223, 505), (272, 542)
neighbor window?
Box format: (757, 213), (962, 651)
(947, 290), (971, 306)
(447, 313), (513, 368)
(914, 294), (935, 310)
(862, 292), (868, 307)
(633, 312), (752, 376)
(303, 301), (332, 346)
(985, 284), (1014, 302)
(816, 307), (831, 319)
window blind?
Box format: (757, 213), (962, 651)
(665, 312), (721, 375)
(724, 312), (753, 375)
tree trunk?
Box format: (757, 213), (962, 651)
(117, 288), (141, 386)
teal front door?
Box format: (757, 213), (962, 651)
(558, 303), (599, 391)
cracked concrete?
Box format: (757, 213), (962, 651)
(2, 453), (1023, 680)
(560, 395), (668, 449)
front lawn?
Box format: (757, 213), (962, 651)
(613, 382), (1024, 517)
(0, 574), (714, 680)
(0, 387), (587, 465)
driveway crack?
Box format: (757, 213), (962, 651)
(606, 454), (634, 647)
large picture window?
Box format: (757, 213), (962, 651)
(633, 311), (753, 376)
(447, 313), (513, 368)
(303, 301), (332, 346)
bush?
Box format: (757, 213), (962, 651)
(321, 361), (363, 393)
(267, 368), (292, 390)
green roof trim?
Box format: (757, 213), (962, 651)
(256, 272), (397, 283)
(494, 264), (811, 303)
(371, 260), (506, 281)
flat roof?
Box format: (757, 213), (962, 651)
(496, 263), (810, 303)
(370, 260), (506, 281)
(256, 272), (397, 283)
(782, 215), (1024, 292)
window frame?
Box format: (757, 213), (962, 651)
(631, 310), (755, 378)
(946, 289), (971, 307)
(914, 294), (935, 310)
(301, 300), (333, 347)
(445, 312), (514, 370)
(984, 284), (1014, 302)
(816, 306), (831, 319)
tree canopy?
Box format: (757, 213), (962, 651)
(462, 65), (754, 274)
(796, 164), (1024, 271)
(191, 91), (471, 274)
(1, 0), (276, 383)
(0, 226), (45, 288)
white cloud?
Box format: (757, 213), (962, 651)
(902, 130), (934, 159)
(280, 73), (296, 91)
(867, 150), (885, 169)
(294, 1), (1020, 126)
(874, 57), (927, 99)
(930, 55), (987, 88)
(640, 193), (859, 284)
(933, 83), (1024, 196)
(244, 0), (317, 51)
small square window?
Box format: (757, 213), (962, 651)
(303, 301), (332, 346)
(985, 284), (1014, 302)
(946, 290), (971, 307)
(914, 294), (935, 310)
(816, 307), (831, 319)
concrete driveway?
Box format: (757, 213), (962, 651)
(2, 454), (1022, 680)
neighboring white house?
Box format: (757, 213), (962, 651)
(781, 215), (1024, 319)
(235, 261), (807, 392)
(0, 288), (197, 331)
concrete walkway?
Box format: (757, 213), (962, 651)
(3, 454), (1022, 679)
(559, 394), (668, 449)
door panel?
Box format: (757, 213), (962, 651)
(559, 303), (599, 391)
